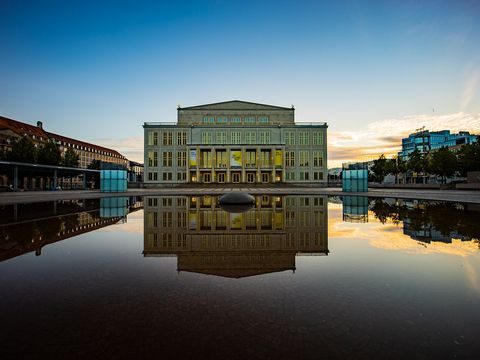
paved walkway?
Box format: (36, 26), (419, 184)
(1, 187), (480, 205)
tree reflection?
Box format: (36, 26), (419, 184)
(370, 199), (480, 245)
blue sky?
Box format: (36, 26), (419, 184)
(1, 0), (479, 165)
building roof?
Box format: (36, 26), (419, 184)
(0, 115), (126, 159)
(0, 116), (47, 138)
(47, 131), (125, 158)
(178, 100), (294, 111)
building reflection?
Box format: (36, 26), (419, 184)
(342, 196), (369, 223)
(0, 197), (143, 262)
(143, 195), (328, 278)
(352, 197), (480, 245)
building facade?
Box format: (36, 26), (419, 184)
(143, 100), (327, 185)
(399, 129), (477, 159)
(0, 116), (128, 168)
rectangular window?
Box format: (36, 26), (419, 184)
(231, 131), (241, 144)
(177, 172), (186, 181)
(216, 150), (227, 168)
(162, 151), (172, 167)
(285, 131), (295, 145)
(177, 131), (187, 145)
(177, 151), (187, 167)
(244, 116), (256, 124)
(231, 116), (241, 124)
(201, 131), (213, 144)
(245, 131), (256, 144)
(259, 131), (271, 144)
(217, 117), (228, 123)
(245, 151), (256, 168)
(148, 172), (158, 181)
(313, 151), (323, 167)
(216, 131), (227, 144)
(313, 172), (324, 181)
(299, 132), (309, 145)
(259, 116), (269, 124)
(162, 172), (173, 181)
(148, 151), (158, 167)
(260, 150), (271, 167)
(313, 131), (323, 145)
(203, 116), (214, 124)
(299, 171), (309, 181)
(299, 151), (309, 167)
(163, 131), (173, 145)
(286, 151), (295, 167)
(148, 131), (158, 146)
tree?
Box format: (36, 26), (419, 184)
(385, 156), (406, 184)
(457, 141), (480, 175)
(371, 154), (387, 182)
(8, 136), (36, 163)
(407, 149), (429, 183)
(87, 159), (101, 170)
(63, 147), (79, 167)
(429, 147), (457, 183)
(37, 141), (62, 166)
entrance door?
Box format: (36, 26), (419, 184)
(217, 173), (225, 183)
(261, 172), (270, 183)
(203, 173), (211, 183)
(232, 172), (241, 183)
(247, 172), (255, 183)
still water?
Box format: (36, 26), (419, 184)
(1, 195), (479, 359)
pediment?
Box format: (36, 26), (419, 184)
(179, 100), (292, 111)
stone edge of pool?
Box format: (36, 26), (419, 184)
(1, 187), (480, 205)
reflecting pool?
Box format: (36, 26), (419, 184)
(1, 195), (479, 359)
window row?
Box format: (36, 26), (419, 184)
(147, 171), (187, 181)
(147, 131), (187, 146)
(285, 131), (324, 145)
(202, 116), (269, 124)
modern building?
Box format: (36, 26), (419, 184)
(399, 129), (477, 159)
(143, 100), (327, 185)
(143, 194), (328, 278)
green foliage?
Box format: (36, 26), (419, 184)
(63, 147), (80, 167)
(407, 149), (423, 173)
(370, 154), (387, 182)
(37, 141), (62, 166)
(429, 147), (457, 183)
(385, 156), (406, 183)
(8, 136), (36, 163)
(87, 159), (101, 170)
(457, 141), (480, 175)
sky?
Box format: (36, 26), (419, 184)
(1, 0), (479, 167)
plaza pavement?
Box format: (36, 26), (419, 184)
(1, 186), (480, 205)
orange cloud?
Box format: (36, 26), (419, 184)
(328, 112), (480, 167)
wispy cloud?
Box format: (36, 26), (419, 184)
(329, 112), (480, 167)
(461, 68), (480, 111)
(89, 136), (144, 163)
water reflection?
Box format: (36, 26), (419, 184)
(341, 196), (480, 246)
(143, 195), (328, 278)
(0, 196), (143, 262)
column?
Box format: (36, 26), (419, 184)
(13, 166), (18, 190)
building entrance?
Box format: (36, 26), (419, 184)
(217, 172), (225, 183)
(246, 172), (255, 183)
(232, 172), (241, 183)
(261, 172), (270, 183)
(202, 173), (211, 183)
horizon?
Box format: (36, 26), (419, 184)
(1, 1), (479, 167)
